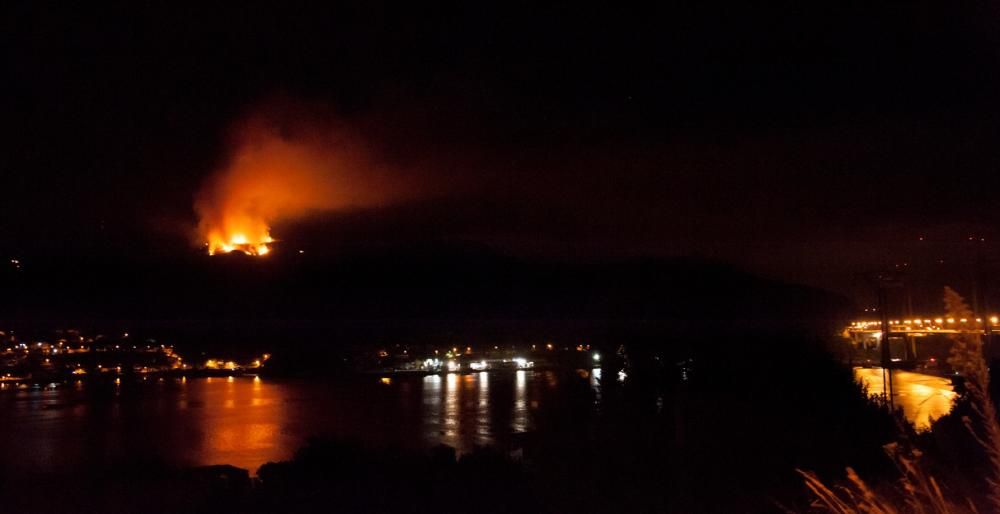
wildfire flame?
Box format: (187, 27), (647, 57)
(194, 121), (350, 257)
(206, 232), (273, 256)
(195, 110), (415, 257)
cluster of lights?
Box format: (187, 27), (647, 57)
(437, 356), (537, 373)
(849, 316), (1000, 331)
(379, 343), (601, 375)
(204, 354), (270, 371)
(1, 339), (192, 374)
(410, 342), (594, 360)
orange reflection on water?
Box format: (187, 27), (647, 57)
(0, 371), (566, 476)
(854, 368), (956, 430)
(188, 377), (286, 471)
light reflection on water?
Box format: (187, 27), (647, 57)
(590, 368), (602, 405)
(513, 370), (528, 433)
(854, 368), (957, 430)
(443, 373), (459, 444)
(477, 371), (490, 444)
(0, 369), (599, 475)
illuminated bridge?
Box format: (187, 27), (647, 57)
(845, 315), (998, 362)
(846, 315), (999, 337)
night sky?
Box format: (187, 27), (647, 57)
(6, 2), (1000, 303)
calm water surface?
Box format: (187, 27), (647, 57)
(0, 369), (602, 474)
(1, 368), (943, 476)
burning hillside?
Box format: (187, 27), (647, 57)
(194, 115), (399, 256)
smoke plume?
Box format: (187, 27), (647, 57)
(194, 114), (402, 255)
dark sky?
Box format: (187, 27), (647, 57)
(6, 2), (1000, 302)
